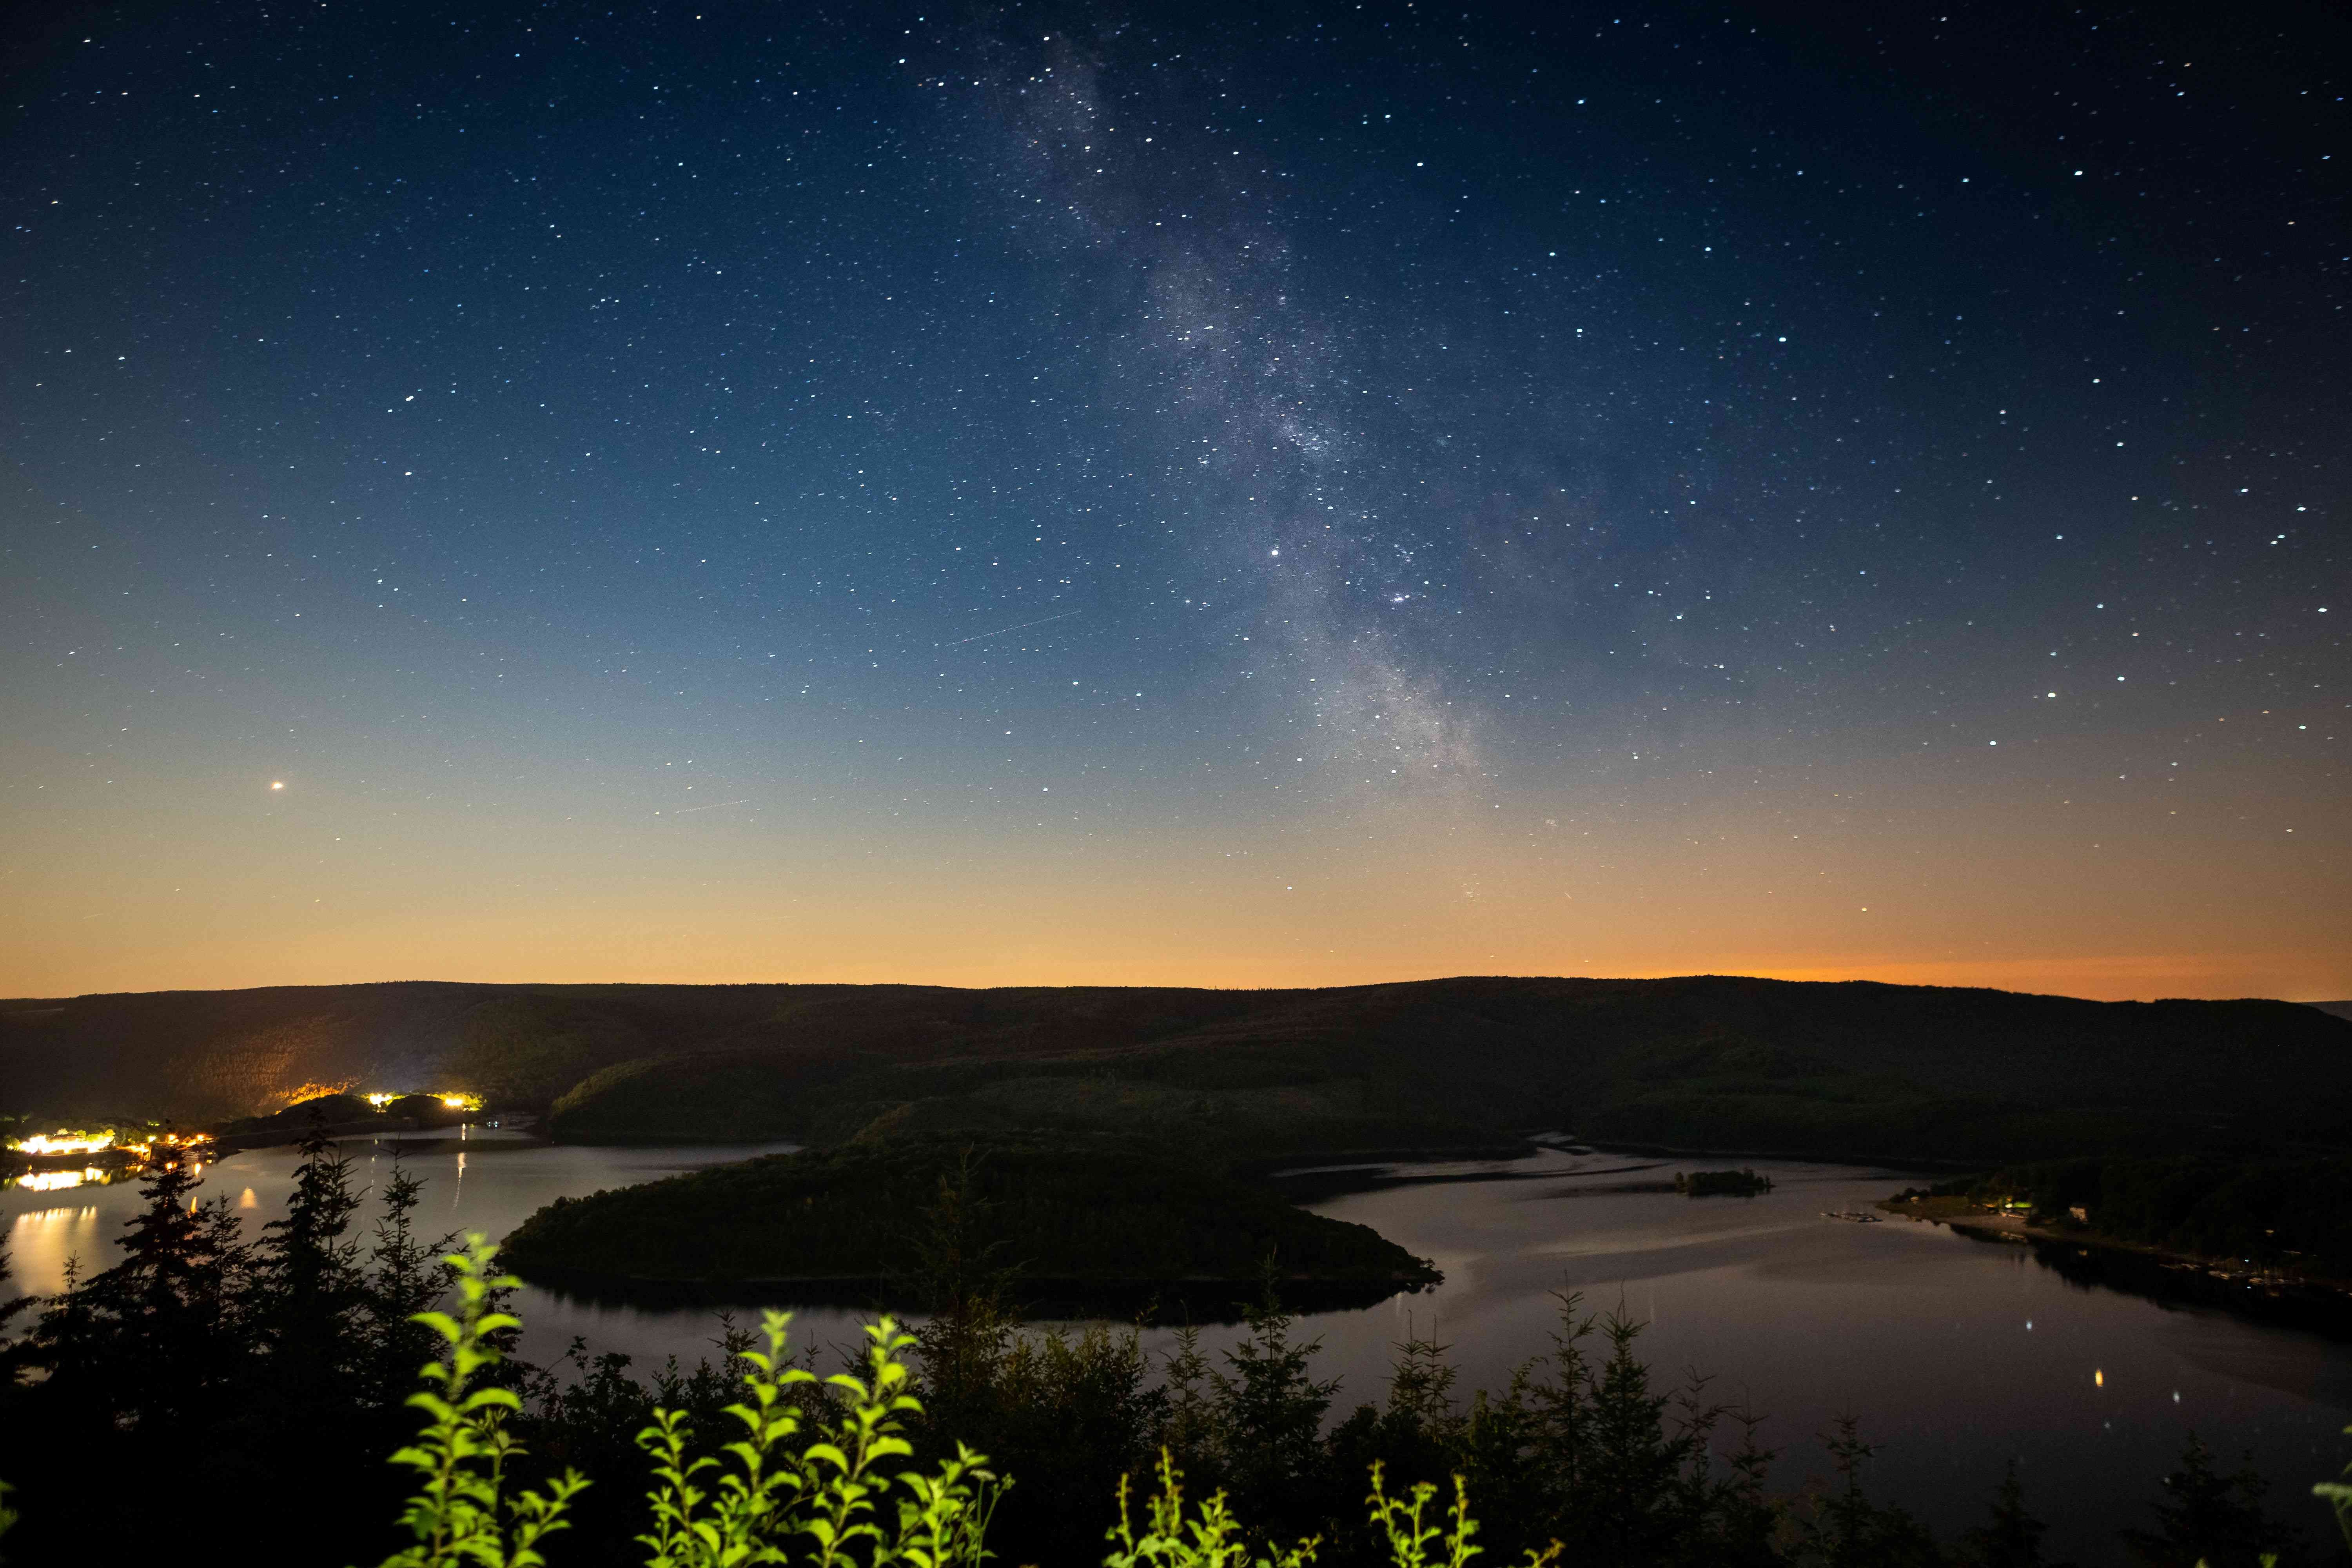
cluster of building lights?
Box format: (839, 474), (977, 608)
(118, 1131), (210, 1158)
(7, 1127), (211, 1160)
(11, 1130), (116, 1158)
(362, 1091), (479, 1111)
(8, 1091), (477, 1191)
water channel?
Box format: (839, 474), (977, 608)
(9, 1135), (2349, 1564)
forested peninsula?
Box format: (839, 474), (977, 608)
(496, 1134), (1440, 1314)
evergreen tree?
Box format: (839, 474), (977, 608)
(910, 1152), (1017, 1436)
(1327, 1324), (1474, 1568)
(1956, 1461), (2067, 1568)
(1699, 1408), (1787, 1568)
(970, 1321), (1163, 1566)
(0, 1236), (28, 1339)
(361, 1163), (458, 1404)
(1577, 1311), (1705, 1561)
(1802, 1417), (1945, 1568)
(27, 1153), (256, 1430)
(253, 1123), (370, 1409)
(0, 1236), (30, 1380)
(1328, 1323), (1466, 1509)
(2121, 1433), (2305, 1568)
(1210, 1266), (1343, 1543)
(1521, 1290), (1600, 1518)
(1158, 1322), (1223, 1482)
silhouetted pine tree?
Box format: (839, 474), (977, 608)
(1799, 1417), (1945, 1568)
(2121, 1432), (2306, 1568)
(1955, 1461), (2067, 1568)
(33, 1153), (256, 1430)
(1579, 1312), (1709, 1560)
(1210, 1265), (1344, 1544)
(1328, 1325), (1466, 1509)
(359, 1163), (457, 1402)
(0, 1236), (28, 1366)
(1698, 1408), (1788, 1568)
(254, 1125), (369, 1405)
(910, 1151), (1018, 1433)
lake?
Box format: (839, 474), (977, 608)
(9, 1136), (2350, 1564)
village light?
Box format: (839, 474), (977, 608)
(11, 1130), (116, 1157)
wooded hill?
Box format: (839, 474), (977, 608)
(6, 976), (2350, 1165)
(497, 1133), (1441, 1312)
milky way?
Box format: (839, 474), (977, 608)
(1, 3), (2343, 998)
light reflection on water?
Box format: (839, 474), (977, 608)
(4, 1140), (2348, 1565)
(11, 1167), (115, 1193)
(0, 1133), (800, 1314)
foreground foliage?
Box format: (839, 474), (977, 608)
(355, 1242), (1571, 1568)
(2, 1141), (2348, 1568)
(372, 1238), (1002, 1568)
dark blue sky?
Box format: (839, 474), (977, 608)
(3, 0), (2344, 997)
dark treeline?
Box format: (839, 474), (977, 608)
(0, 1141), (2339, 1568)
(497, 1136), (1438, 1298)
(0, 1129), (452, 1561)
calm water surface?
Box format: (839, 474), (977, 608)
(10, 1139), (2349, 1564)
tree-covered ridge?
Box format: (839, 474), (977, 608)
(12, 978), (2352, 1169)
(496, 1135), (1441, 1298)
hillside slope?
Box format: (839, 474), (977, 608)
(6, 976), (2349, 1164)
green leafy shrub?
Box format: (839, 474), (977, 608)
(365, 1236), (1004, 1568)
(1103, 1449), (1319, 1568)
(375, 1242), (590, 1568)
(351, 1236), (1570, 1568)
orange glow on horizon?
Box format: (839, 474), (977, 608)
(2, 757), (2341, 1003)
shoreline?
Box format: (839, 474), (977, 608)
(1584, 1137), (1978, 1172)
(1881, 1197), (2352, 1335)
(506, 1263), (1437, 1322)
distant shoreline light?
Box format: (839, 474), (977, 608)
(10, 1130), (114, 1157)
(359, 1090), (481, 1112)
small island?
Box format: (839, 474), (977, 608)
(1676, 1167), (1774, 1197)
(498, 1132), (1443, 1318)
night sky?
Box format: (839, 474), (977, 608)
(3, 2), (2344, 1000)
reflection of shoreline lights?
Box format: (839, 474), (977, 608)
(14, 1167), (110, 1192)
